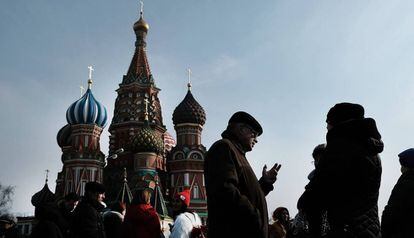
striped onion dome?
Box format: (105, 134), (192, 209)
(66, 88), (108, 128)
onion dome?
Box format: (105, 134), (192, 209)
(131, 100), (164, 154)
(31, 184), (56, 207)
(57, 124), (72, 148)
(173, 85), (206, 126)
(163, 131), (176, 152)
(131, 123), (164, 154)
(66, 82), (108, 128)
(133, 16), (149, 32)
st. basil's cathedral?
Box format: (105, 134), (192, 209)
(53, 8), (208, 223)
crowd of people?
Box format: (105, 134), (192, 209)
(203, 105), (414, 238)
(1, 102), (414, 238)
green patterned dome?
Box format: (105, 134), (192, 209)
(131, 124), (164, 154)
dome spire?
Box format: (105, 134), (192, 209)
(87, 65), (94, 89)
(133, 1), (149, 33)
(45, 169), (49, 184)
(140, 1), (144, 18)
(187, 68), (192, 91)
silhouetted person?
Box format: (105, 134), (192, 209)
(0, 214), (22, 238)
(170, 189), (203, 238)
(57, 192), (80, 237)
(382, 148), (414, 238)
(71, 182), (106, 238)
(297, 144), (329, 237)
(204, 111), (281, 238)
(269, 207), (291, 238)
(103, 202), (126, 238)
(299, 103), (383, 238)
(121, 188), (161, 238)
(30, 184), (65, 238)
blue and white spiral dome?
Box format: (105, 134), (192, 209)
(66, 88), (108, 128)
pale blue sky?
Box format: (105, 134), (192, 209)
(1, 0), (414, 217)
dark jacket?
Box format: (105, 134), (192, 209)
(121, 204), (161, 238)
(57, 202), (74, 238)
(381, 170), (414, 238)
(204, 132), (274, 238)
(299, 118), (383, 238)
(71, 198), (106, 238)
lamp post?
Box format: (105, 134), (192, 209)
(104, 148), (124, 167)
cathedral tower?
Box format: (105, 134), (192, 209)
(169, 82), (207, 222)
(55, 71), (107, 197)
(105, 7), (170, 216)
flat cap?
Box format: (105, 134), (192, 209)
(85, 182), (105, 193)
(399, 148), (414, 168)
(229, 111), (263, 136)
(326, 103), (364, 126)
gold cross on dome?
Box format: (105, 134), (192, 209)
(140, 1), (144, 16)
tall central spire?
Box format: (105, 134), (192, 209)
(124, 2), (152, 84)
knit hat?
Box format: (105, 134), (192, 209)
(229, 111), (263, 136)
(176, 189), (191, 207)
(326, 103), (364, 126)
(398, 148), (414, 168)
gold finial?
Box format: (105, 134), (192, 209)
(45, 169), (50, 184)
(87, 65), (94, 89)
(144, 97), (150, 121)
(187, 68), (192, 91)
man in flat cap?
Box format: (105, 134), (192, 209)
(299, 103), (383, 238)
(72, 182), (106, 238)
(0, 214), (21, 238)
(382, 148), (414, 238)
(204, 111), (281, 238)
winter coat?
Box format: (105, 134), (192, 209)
(103, 211), (124, 238)
(381, 170), (414, 238)
(121, 204), (161, 238)
(170, 212), (202, 238)
(71, 198), (106, 238)
(299, 118), (383, 238)
(204, 133), (274, 238)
